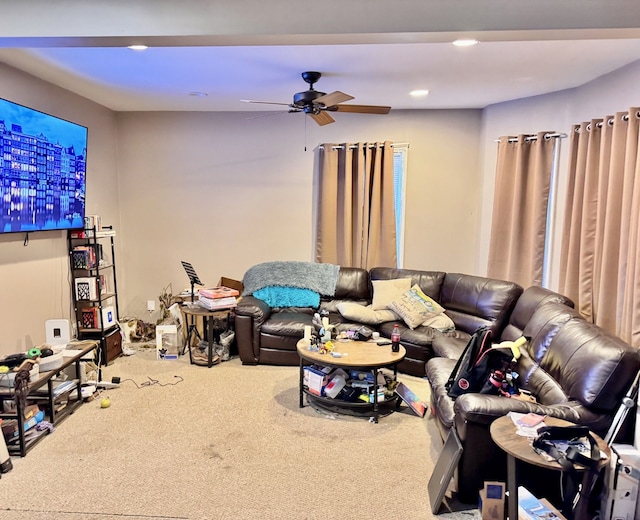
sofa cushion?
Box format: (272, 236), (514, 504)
(425, 357), (458, 429)
(320, 299), (369, 313)
(439, 273), (523, 335)
(521, 303), (580, 364)
(370, 267), (446, 301)
(333, 267), (371, 300)
(389, 284), (445, 329)
(431, 332), (473, 359)
(501, 286), (574, 342)
(540, 317), (640, 412)
(260, 311), (314, 337)
(336, 302), (398, 325)
(371, 278), (411, 310)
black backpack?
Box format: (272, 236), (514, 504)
(446, 328), (517, 398)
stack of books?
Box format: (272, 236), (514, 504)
(198, 286), (240, 310)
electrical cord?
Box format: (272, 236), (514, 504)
(120, 375), (184, 389)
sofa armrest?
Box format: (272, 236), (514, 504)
(235, 296), (272, 320)
(234, 296), (272, 364)
(453, 394), (611, 439)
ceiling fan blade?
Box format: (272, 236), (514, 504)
(240, 99), (291, 107)
(311, 111), (335, 126)
(334, 104), (391, 114)
(244, 112), (289, 121)
(314, 91), (354, 107)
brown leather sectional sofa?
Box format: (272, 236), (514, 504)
(426, 300), (640, 503)
(235, 262), (640, 505)
(235, 265), (524, 376)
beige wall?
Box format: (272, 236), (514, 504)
(115, 108), (483, 320)
(0, 63), (120, 356)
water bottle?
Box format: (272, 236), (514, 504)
(391, 324), (401, 352)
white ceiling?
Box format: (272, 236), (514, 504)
(1, 1), (640, 113)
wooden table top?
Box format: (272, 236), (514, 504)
(490, 415), (610, 471)
(297, 339), (406, 368)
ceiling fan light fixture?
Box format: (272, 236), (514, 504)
(452, 39), (479, 47)
(242, 71), (392, 126)
(410, 89), (429, 97)
(127, 44), (149, 51)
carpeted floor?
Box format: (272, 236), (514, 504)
(0, 348), (479, 520)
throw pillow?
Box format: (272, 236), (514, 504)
(389, 284), (445, 329)
(371, 278), (412, 310)
(336, 302), (399, 325)
(422, 313), (455, 332)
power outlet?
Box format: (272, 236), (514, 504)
(147, 300), (155, 312)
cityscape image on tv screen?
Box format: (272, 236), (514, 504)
(0, 98), (88, 234)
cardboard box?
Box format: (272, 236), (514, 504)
(303, 365), (332, 396)
(518, 486), (566, 519)
(219, 277), (243, 294)
(478, 481), (505, 520)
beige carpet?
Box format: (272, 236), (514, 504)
(0, 349), (479, 520)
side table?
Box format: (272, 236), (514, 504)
(490, 415), (610, 520)
(181, 304), (232, 367)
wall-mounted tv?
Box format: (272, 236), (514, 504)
(0, 97), (87, 234)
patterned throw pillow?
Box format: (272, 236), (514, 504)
(389, 284), (445, 329)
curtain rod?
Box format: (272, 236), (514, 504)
(579, 111), (640, 131)
(494, 132), (567, 143)
(319, 142), (410, 150)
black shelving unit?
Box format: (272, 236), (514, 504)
(0, 341), (98, 457)
(68, 227), (121, 365)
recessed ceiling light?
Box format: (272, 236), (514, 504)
(127, 45), (148, 51)
(410, 90), (430, 97)
(452, 39), (479, 47)
(188, 91), (208, 97)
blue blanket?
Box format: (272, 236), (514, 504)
(242, 261), (340, 296)
(253, 286), (320, 308)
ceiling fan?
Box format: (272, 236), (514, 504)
(241, 71), (391, 126)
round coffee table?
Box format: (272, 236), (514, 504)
(490, 415), (610, 519)
(297, 338), (406, 422)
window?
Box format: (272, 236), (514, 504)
(393, 144), (408, 268)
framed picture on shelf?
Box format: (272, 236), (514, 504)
(75, 277), (97, 300)
(81, 308), (99, 329)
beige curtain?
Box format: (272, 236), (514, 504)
(559, 108), (640, 346)
(487, 132), (557, 288)
(314, 141), (396, 269)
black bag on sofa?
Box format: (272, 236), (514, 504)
(446, 328), (512, 399)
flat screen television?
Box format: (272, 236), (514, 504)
(0, 97), (87, 234)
